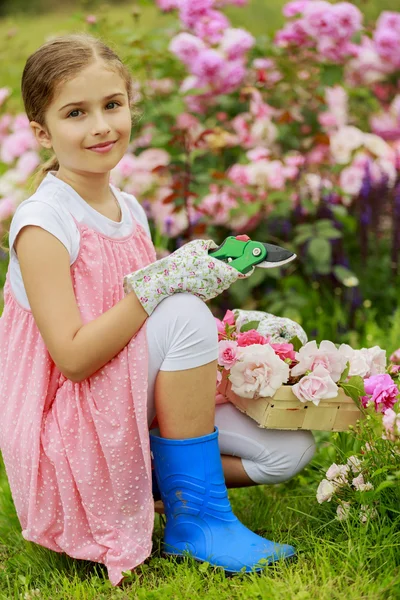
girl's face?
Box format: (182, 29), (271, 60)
(31, 59), (132, 175)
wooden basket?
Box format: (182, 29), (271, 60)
(218, 373), (364, 432)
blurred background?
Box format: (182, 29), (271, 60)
(1, 0), (400, 351)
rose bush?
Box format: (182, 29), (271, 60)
(0, 0), (400, 341)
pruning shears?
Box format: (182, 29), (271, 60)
(208, 234), (296, 275)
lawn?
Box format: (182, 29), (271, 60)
(1, 1), (400, 598)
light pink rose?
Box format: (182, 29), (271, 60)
(316, 479), (335, 503)
(227, 164), (250, 186)
(390, 349), (400, 364)
(194, 10), (230, 44)
(291, 340), (347, 382)
(339, 166), (364, 196)
(15, 150), (41, 181)
(292, 364), (339, 406)
(179, 0), (214, 28)
(336, 501), (351, 521)
(191, 49), (225, 83)
(219, 28), (255, 61)
(229, 343), (289, 399)
(347, 455), (362, 474)
(360, 345), (386, 376)
(218, 60), (247, 94)
(86, 14), (97, 24)
(282, 0), (310, 18)
(169, 33), (206, 66)
(215, 309), (237, 340)
(218, 340), (239, 369)
(236, 329), (269, 347)
(326, 462), (350, 486)
(332, 3), (363, 39)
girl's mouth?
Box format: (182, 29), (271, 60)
(87, 140), (117, 153)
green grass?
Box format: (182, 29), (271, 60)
(1, 434), (400, 599)
(1, 2), (400, 598)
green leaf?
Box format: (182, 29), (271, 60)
(289, 335), (303, 352)
(333, 265), (359, 287)
(339, 361), (350, 384)
(375, 480), (396, 494)
(308, 238), (332, 268)
(320, 64), (344, 86)
(240, 320), (260, 332)
(339, 376), (366, 406)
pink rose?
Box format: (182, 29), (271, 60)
(292, 364), (339, 406)
(215, 309), (237, 340)
(218, 340), (239, 369)
(237, 329), (269, 347)
(362, 373), (399, 413)
(270, 342), (296, 363)
(229, 343), (289, 399)
(390, 349), (400, 364)
(291, 340), (347, 382)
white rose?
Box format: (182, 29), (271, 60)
(363, 133), (393, 159)
(229, 343), (289, 399)
(316, 479), (336, 503)
(336, 501), (351, 521)
(330, 126), (365, 164)
(360, 345), (386, 376)
(338, 344), (370, 378)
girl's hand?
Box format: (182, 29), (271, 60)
(123, 239), (254, 316)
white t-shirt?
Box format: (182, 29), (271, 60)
(8, 172), (152, 311)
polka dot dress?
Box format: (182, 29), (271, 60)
(0, 212), (157, 586)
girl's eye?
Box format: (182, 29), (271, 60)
(106, 101), (120, 110)
(68, 109), (82, 118)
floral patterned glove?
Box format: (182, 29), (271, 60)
(233, 309), (308, 345)
(123, 239), (254, 316)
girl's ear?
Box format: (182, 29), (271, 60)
(30, 121), (52, 149)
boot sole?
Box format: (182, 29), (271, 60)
(161, 550), (297, 573)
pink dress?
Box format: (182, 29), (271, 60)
(0, 209), (157, 586)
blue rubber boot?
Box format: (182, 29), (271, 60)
(150, 427), (295, 573)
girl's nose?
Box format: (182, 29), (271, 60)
(91, 113), (112, 136)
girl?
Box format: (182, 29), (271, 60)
(0, 34), (315, 586)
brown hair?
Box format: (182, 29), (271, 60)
(21, 33), (140, 190)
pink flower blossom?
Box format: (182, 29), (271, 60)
(218, 340), (240, 369)
(291, 340), (347, 382)
(316, 479), (335, 503)
(179, 0), (214, 29)
(362, 373), (399, 413)
(215, 309), (237, 339)
(86, 14), (97, 24)
(228, 164), (250, 186)
(219, 28), (255, 61)
(0, 197), (15, 221)
(169, 33), (206, 67)
(0, 87), (11, 107)
(218, 60), (247, 94)
(302, 1), (338, 38)
(156, 0), (181, 10)
(194, 10), (230, 44)
(229, 343), (290, 399)
(339, 166), (364, 196)
(331, 3), (363, 39)
(282, 0), (310, 18)
(237, 329), (269, 347)
(270, 342), (296, 363)
(382, 408), (400, 440)
(191, 49), (225, 83)
(390, 349), (400, 364)
(292, 364), (339, 406)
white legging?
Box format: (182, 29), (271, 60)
(146, 293), (316, 485)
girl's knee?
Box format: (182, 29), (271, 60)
(244, 430), (316, 485)
(156, 293), (217, 338)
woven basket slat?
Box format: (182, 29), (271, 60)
(218, 373), (364, 431)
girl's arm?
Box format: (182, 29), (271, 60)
(14, 225), (148, 383)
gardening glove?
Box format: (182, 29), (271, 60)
(233, 309), (308, 345)
(123, 239), (254, 316)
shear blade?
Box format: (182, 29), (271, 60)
(256, 244), (297, 269)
